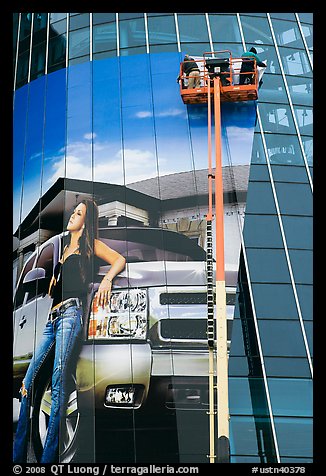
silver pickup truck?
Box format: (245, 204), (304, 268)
(13, 226), (236, 463)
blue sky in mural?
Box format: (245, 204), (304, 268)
(13, 52), (256, 231)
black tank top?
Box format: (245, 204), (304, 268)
(50, 254), (88, 308)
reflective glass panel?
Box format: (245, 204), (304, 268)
(248, 164), (269, 181)
(275, 182), (312, 216)
(271, 18), (304, 48)
(93, 22), (117, 54)
(251, 133), (267, 165)
(147, 15), (177, 47)
(16, 51), (29, 88)
(282, 216), (313, 249)
(287, 76), (312, 107)
(69, 13), (89, 31)
(30, 41), (46, 80)
(258, 103), (296, 134)
(93, 13), (116, 24)
(230, 416), (275, 458)
(119, 17), (146, 51)
(271, 165), (309, 183)
(239, 15), (273, 44)
(245, 182), (277, 214)
(264, 357), (311, 378)
(69, 28), (90, 59)
(268, 378), (312, 416)
(258, 320), (307, 357)
(278, 47), (312, 76)
(258, 74), (288, 104)
(208, 14), (241, 42)
(49, 13), (66, 23)
(293, 105), (312, 136)
(246, 249), (291, 283)
(252, 283), (298, 319)
(298, 13), (313, 24)
(301, 136), (313, 166)
(300, 23), (313, 49)
(177, 14), (209, 43)
(296, 285), (313, 321)
(243, 215), (283, 248)
(288, 250), (313, 284)
(229, 377), (270, 416)
(274, 417), (313, 457)
(50, 19), (66, 37)
(264, 133), (304, 166)
(48, 33), (66, 72)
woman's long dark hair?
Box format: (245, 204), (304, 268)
(76, 198), (99, 283)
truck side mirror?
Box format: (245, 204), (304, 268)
(23, 267), (47, 293)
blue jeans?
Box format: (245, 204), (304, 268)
(13, 303), (83, 463)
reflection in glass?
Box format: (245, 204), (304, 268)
(65, 63), (92, 182)
(271, 18), (304, 48)
(258, 103), (296, 134)
(208, 14), (241, 43)
(286, 76), (312, 107)
(119, 17), (146, 53)
(239, 15), (273, 44)
(257, 74), (287, 104)
(293, 105), (312, 136)
(48, 32), (66, 73)
(229, 377), (270, 415)
(278, 47), (312, 76)
(69, 28), (90, 59)
(147, 15), (177, 48)
(177, 14), (209, 43)
(265, 133), (303, 166)
(93, 22), (117, 55)
(16, 51), (29, 88)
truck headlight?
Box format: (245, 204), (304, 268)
(88, 289), (148, 340)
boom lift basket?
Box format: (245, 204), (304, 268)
(179, 50), (259, 104)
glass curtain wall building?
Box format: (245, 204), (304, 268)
(13, 13), (313, 463)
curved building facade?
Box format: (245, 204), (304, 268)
(13, 13), (313, 464)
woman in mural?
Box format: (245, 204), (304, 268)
(13, 198), (126, 463)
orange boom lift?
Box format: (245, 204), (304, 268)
(178, 50), (259, 464)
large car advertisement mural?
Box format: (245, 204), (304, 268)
(13, 52), (257, 463)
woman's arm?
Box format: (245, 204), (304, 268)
(94, 238), (126, 307)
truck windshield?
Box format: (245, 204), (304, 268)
(99, 227), (206, 263)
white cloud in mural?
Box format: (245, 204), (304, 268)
(45, 140), (166, 185)
(135, 108), (184, 119)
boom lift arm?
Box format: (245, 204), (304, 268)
(179, 50), (259, 464)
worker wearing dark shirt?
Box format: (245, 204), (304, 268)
(240, 47), (266, 85)
(177, 54), (201, 89)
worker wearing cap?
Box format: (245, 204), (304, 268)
(177, 55), (201, 89)
(240, 47), (267, 85)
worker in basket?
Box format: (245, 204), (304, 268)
(177, 54), (201, 89)
(240, 47), (266, 86)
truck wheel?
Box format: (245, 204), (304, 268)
(31, 373), (80, 462)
